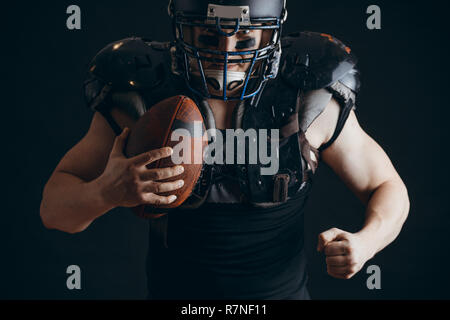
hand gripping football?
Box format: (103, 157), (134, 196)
(125, 95), (207, 218)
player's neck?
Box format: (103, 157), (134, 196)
(207, 99), (239, 130)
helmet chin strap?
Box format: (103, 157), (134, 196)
(204, 69), (246, 92)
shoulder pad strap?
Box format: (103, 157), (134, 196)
(299, 89), (332, 132)
(110, 92), (146, 119)
(280, 31), (358, 91)
(299, 89), (356, 153)
(318, 99), (354, 152)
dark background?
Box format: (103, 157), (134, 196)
(2, 0), (449, 299)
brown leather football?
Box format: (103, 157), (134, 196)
(125, 95), (206, 218)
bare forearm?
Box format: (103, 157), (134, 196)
(356, 179), (410, 258)
(40, 171), (113, 233)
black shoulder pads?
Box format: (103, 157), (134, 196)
(83, 37), (174, 112)
(280, 31), (360, 93)
(87, 37), (172, 89)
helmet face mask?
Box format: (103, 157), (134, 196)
(170, 0), (287, 101)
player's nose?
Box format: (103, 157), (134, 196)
(217, 35), (236, 52)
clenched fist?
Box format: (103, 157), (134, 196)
(97, 127), (185, 208)
(317, 228), (375, 279)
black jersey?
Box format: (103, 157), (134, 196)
(146, 181), (313, 300)
(146, 129), (314, 299)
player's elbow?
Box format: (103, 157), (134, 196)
(39, 194), (87, 234)
(39, 191), (56, 230)
(400, 181), (410, 224)
(40, 210), (86, 234)
(390, 177), (410, 225)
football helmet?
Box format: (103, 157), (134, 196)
(169, 0), (288, 101)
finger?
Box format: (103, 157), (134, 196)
(324, 241), (348, 256)
(328, 269), (355, 280)
(131, 147), (173, 166)
(140, 165), (184, 181)
(327, 270), (349, 280)
(141, 193), (177, 205)
(142, 180), (184, 194)
(317, 228), (344, 252)
(326, 255), (349, 267)
(327, 265), (350, 276)
(111, 127), (130, 156)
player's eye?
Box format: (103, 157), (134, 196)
(235, 38), (256, 49)
(198, 34), (219, 47)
